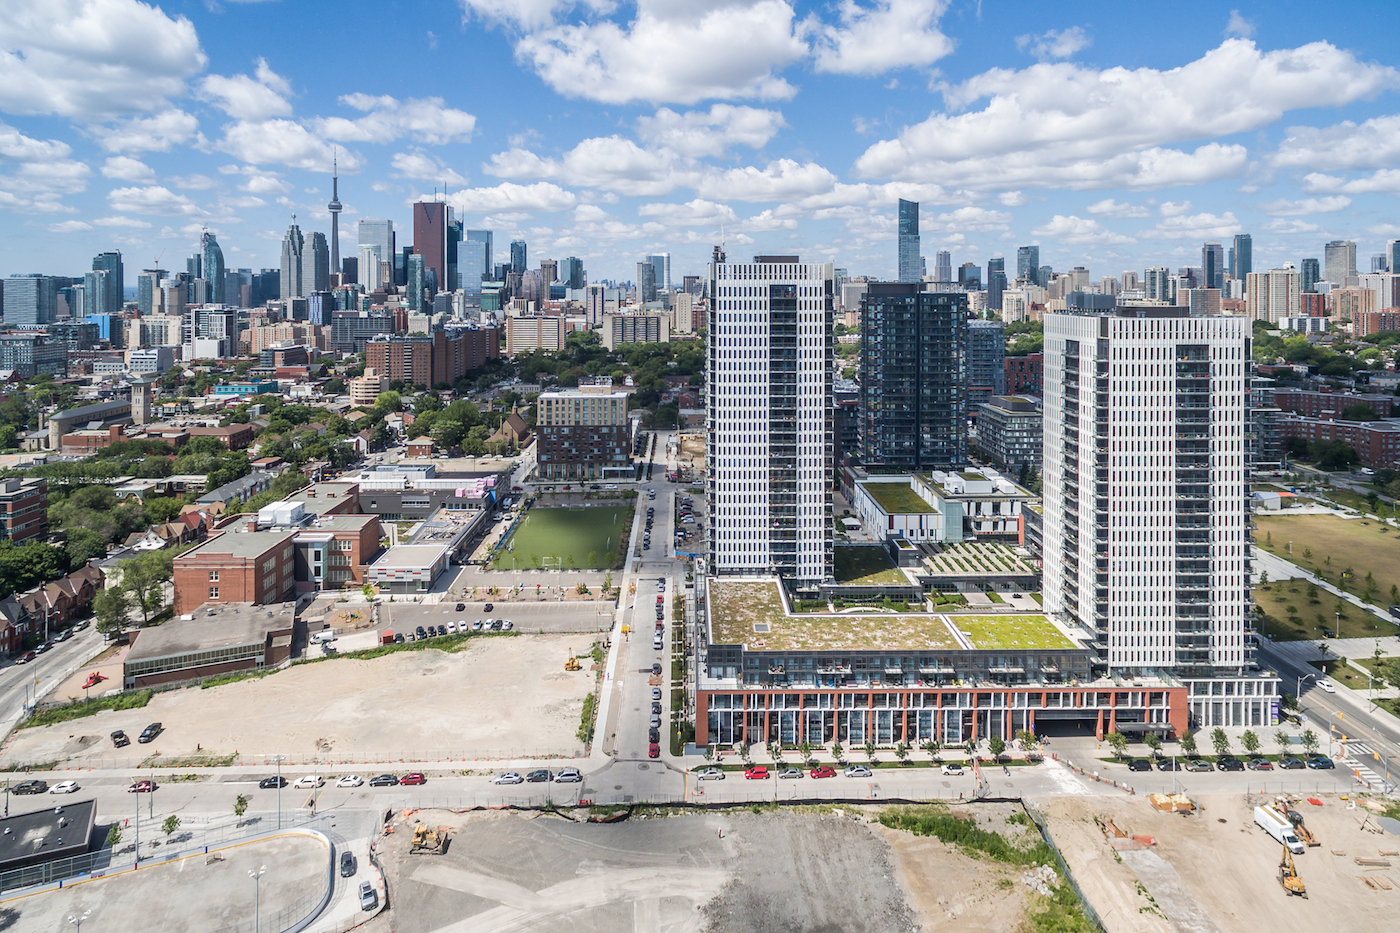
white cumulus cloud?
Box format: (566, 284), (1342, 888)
(199, 59), (293, 121)
(315, 94), (476, 145)
(445, 182), (578, 215)
(107, 184), (207, 217)
(89, 110), (201, 154)
(100, 156), (155, 182)
(638, 198), (738, 226)
(0, 0), (206, 119)
(1086, 198), (1150, 218)
(391, 150), (467, 185)
(1015, 26), (1091, 62)
(1031, 214), (1135, 245)
(805, 0), (954, 76)
(215, 120), (355, 173)
(636, 105), (786, 158)
(1146, 211), (1242, 239)
(1259, 196), (1351, 216)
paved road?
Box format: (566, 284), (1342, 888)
(0, 626), (106, 734)
(1258, 638), (1400, 763)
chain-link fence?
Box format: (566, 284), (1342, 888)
(1022, 801), (1107, 933)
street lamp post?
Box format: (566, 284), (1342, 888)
(1296, 673), (1314, 698)
(249, 864), (267, 933)
(67, 909), (91, 932)
(275, 756), (285, 828)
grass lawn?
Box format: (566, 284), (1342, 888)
(492, 505), (631, 570)
(1309, 658), (1371, 691)
(949, 615), (1075, 650)
(1254, 580), (1395, 641)
(1255, 513), (1400, 604)
(860, 480), (934, 514)
(833, 545), (907, 585)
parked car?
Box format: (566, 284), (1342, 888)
(259, 776), (288, 789)
(1306, 755), (1335, 770)
(649, 742), (660, 758)
(1128, 759), (1153, 772)
(472, 620), (484, 631)
(369, 774), (399, 786)
(651, 662), (662, 675)
(137, 722), (162, 743)
(553, 769), (583, 783)
(696, 767), (725, 781)
(455, 603), (466, 612)
(447, 622), (458, 634)
(526, 769), (552, 783)
(400, 772), (426, 786)
(293, 775), (324, 789)
(940, 763), (965, 776)
(359, 881), (378, 912)
(844, 765), (873, 778)
(127, 780), (157, 793)
(502, 620), (513, 631)
(436, 625), (447, 637)
(10, 780), (47, 795)
(336, 775), (364, 787)
(1156, 759), (1182, 771)
(14, 650), (35, 664)
(340, 851), (357, 878)
(111, 730), (130, 748)
(1277, 756), (1306, 770)
(777, 768), (803, 779)
(484, 603), (494, 612)
(651, 687), (662, 701)
(415, 626), (428, 639)
(810, 766), (837, 779)
(1184, 758), (1213, 772)
(744, 766), (770, 780)
(492, 772), (524, 785)
(48, 780), (79, 794)
(393, 633), (405, 644)
(1246, 757), (1274, 771)
(1217, 756), (1245, 772)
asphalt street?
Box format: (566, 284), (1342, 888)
(0, 625), (106, 735)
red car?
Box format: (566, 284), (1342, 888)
(743, 766), (769, 780)
(399, 772), (426, 785)
(648, 742), (660, 759)
(127, 780), (157, 793)
(809, 766), (836, 779)
(14, 651), (35, 664)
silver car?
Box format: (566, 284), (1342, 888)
(359, 881), (378, 911)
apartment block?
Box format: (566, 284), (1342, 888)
(535, 383), (632, 479)
(976, 395), (1043, 472)
(0, 477), (47, 545)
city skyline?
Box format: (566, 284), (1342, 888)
(2, 2), (1400, 283)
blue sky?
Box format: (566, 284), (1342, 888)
(3, 0), (1400, 287)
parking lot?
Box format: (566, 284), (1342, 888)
(0, 635), (597, 768)
(380, 599), (614, 635)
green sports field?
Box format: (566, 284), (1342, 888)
(492, 506), (632, 570)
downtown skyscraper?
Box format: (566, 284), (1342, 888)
(1042, 307), (1272, 728)
(707, 251), (833, 587)
(201, 232), (225, 304)
(413, 201), (449, 293)
(1016, 245), (1040, 286)
(897, 199), (921, 283)
(858, 285), (967, 472)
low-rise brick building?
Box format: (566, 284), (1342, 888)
(535, 382), (632, 479)
(0, 477), (47, 545)
(171, 529), (297, 615)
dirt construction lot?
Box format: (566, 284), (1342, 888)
(1039, 793), (1400, 933)
(0, 636), (595, 767)
(361, 803), (1074, 933)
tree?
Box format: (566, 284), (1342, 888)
(863, 739), (877, 763)
(895, 742), (910, 764)
(234, 794), (248, 819)
(93, 585), (131, 636)
(1301, 729), (1320, 756)
(1106, 732), (1128, 759)
(0, 541), (69, 597)
(798, 740), (812, 763)
(162, 815), (181, 838)
(1275, 730), (1292, 755)
(921, 739), (942, 762)
(120, 549), (175, 625)
(1144, 732), (1163, 756)
(1241, 730), (1260, 756)
(987, 735), (1006, 759)
(831, 742), (844, 763)
(375, 390), (402, 413)
(1179, 731), (1198, 757)
(105, 823), (122, 848)
(1016, 729), (1037, 750)
(1210, 727), (1230, 757)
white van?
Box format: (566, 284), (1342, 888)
(311, 630), (336, 645)
(653, 634), (664, 650)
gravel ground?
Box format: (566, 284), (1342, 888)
(0, 635), (594, 767)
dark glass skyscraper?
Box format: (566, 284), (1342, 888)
(1016, 245), (1040, 285)
(200, 233), (225, 303)
(897, 199), (921, 283)
(1231, 233), (1252, 279)
(91, 250), (124, 314)
(412, 201), (449, 294)
(859, 284), (967, 472)
(986, 257), (1006, 311)
(509, 239), (527, 276)
(1301, 257), (1320, 293)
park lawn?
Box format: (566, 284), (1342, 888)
(1255, 512), (1400, 604)
(1309, 658), (1371, 691)
(1253, 581), (1395, 641)
(833, 545), (907, 585)
(492, 505), (632, 570)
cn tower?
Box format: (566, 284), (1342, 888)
(327, 153), (342, 275)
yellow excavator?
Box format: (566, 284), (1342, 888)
(1279, 844), (1307, 898)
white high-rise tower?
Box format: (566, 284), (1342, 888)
(706, 252), (834, 587)
(1042, 307), (1276, 728)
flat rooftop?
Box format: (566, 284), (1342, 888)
(859, 481), (935, 514)
(832, 546), (909, 585)
(0, 798), (97, 870)
(126, 602), (295, 664)
(370, 543), (451, 570)
(179, 529), (296, 560)
(706, 579), (1075, 652)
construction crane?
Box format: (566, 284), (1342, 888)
(1279, 844), (1307, 897)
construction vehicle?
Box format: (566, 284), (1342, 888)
(564, 656), (582, 671)
(1278, 844), (1307, 897)
(1285, 809), (1319, 847)
(410, 825), (448, 854)
(1255, 804), (1306, 854)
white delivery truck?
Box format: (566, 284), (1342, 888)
(1255, 805), (1305, 855)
